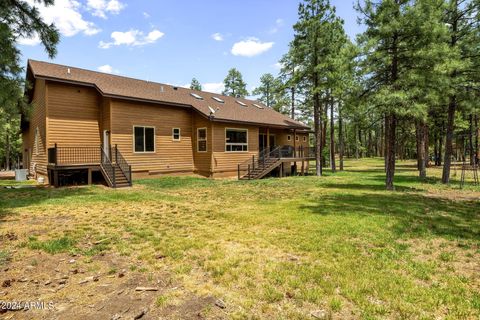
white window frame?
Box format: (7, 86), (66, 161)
(197, 127), (207, 153)
(225, 128), (248, 152)
(133, 125), (156, 153)
(172, 128), (181, 141)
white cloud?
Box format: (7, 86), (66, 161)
(86, 0), (125, 19)
(98, 64), (119, 74)
(273, 62), (283, 70)
(18, 34), (41, 46)
(21, 0), (100, 43)
(211, 32), (224, 41)
(143, 12), (150, 18)
(203, 83), (225, 94)
(99, 29), (165, 49)
(269, 18), (284, 34)
(231, 38), (274, 57)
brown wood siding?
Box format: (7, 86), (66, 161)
(212, 122), (259, 174)
(47, 82), (101, 147)
(192, 113), (212, 176)
(27, 79), (47, 175)
(110, 100), (194, 174)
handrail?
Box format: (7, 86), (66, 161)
(112, 145), (132, 186)
(237, 145), (315, 180)
(100, 145), (116, 187)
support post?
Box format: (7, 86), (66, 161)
(129, 165), (132, 186)
(87, 168), (92, 185)
(238, 164), (240, 180)
(54, 143), (58, 166)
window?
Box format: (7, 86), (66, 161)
(190, 93), (203, 100)
(253, 103), (264, 109)
(287, 135), (291, 142)
(212, 97), (224, 103)
(226, 128), (248, 152)
(236, 100), (247, 107)
(172, 128), (181, 141)
(303, 136), (307, 142)
(295, 135), (299, 142)
(197, 128), (207, 152)
(134, 126), (155, 152)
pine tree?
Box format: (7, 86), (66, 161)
(441, 0), (480, 183)
(222, 68), (248, 98)
(190, 78), (202, 91)
(357, 0), (448, 190)
(252, 73), (288, 112)
(1, 0), (60, 112)
(291, 0), (346, 176)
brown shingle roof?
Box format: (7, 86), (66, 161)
(27, 60), (310, 129)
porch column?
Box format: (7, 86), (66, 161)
(266, 127), (270, 150)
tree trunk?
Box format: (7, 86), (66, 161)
(416, 121), (427, 179)
(469, 114), (474, 165)
(330, 98), (336, 172)
(386, 114), (397, 190)
(314, 94), (322, 176)
(442, 96), (456, 183)
(424, 123), (429, 168)
(355, 124), (360, 160)
(439, 126), (443, 166)
(339, 106), (344, 171)
(5, 118), (10, 171)
(321, 100), (328, 167)
(475, 114), (479, 163)
(291, 87), (295, 120)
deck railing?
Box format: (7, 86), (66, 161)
(48, 144), (101, 165)
(237, 145), (315, 179)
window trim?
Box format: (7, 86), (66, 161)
(295, 135), (300, 142)
(303, 136), (307, 142)
(172, 128), (181, 142)
(197, 127), (207, 153)
(287, 135), (291, 142)
(132, 125), (156, 153)
(225, 128), (248, 153)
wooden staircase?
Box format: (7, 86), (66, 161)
(240, 157), (282, 180)
(100, 146), (132, 188)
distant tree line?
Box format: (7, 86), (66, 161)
(245, 0), (480, 190)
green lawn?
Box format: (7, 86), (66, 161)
(0, 159), (479, 319)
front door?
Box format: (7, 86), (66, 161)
(269, 134), (276, 151)
(103, 130), (110, 159)
(259, 134), (267, 152)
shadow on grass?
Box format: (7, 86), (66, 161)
(301, 192), (480, 240)
(0, 186), (103, 221)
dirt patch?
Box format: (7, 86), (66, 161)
(0, 251), (224, 319)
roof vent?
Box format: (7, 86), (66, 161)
(236, 100), (247, 107)
(67, 68), (71, 75)
(208, 106), (216, 114)
(212, 96), (224, 103)
(173, 86), (178, 90)
(190, 93), (203, 100)
(253, 103), (264, 109)
(160, 86), (164, 92)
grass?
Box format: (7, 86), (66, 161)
(0, 158), (479, 319)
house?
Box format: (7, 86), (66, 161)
(21, 60), (313, 187)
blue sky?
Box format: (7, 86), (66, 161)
(19, 0), (362, 95)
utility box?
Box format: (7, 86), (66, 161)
(15, 169), (28, 181)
